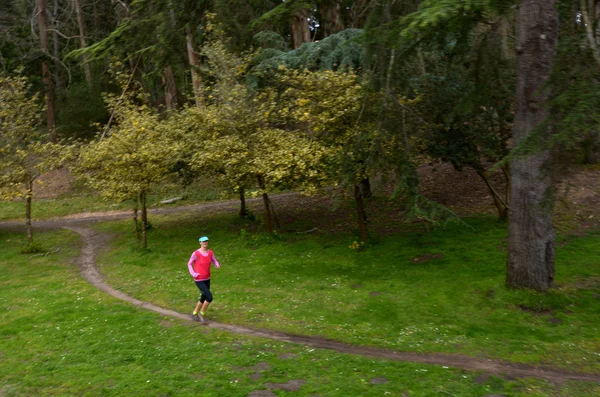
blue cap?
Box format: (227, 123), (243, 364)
(199, 236), (209, 242)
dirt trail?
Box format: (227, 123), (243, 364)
(59, 225), (600, 385)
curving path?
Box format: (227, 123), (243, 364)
(2, 201), (600, 385)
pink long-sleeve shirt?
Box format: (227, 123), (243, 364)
(188, 249), (220, 281)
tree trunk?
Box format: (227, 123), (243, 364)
(474, 167), (508, 221)
(133, 203), (140, 247)
(25, 181), (34, 244)
(37, 0), (57, 142)
(580, 0), (600, 66)
(292, 9), (311, 49)
(354, 184), (368, 241)
(141, 191), (148, 248)
(73, 0), (93, 85)
(52, 0), (61, 90)
(185, 25), (202, 108)
(320, 0), (344, 38)
(239, 187), (247, 217)
(359, 177), (372, 198)
(162, 66), (178, 110)
(257, 175), (273, 233)
(507, 0), (558, 291)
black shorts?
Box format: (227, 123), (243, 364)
(194, 279), (212, 303)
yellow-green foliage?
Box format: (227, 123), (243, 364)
(0, 73), (62, 200)
(184, 38), (333, 196)
(278, 68), (363, 142)
(76, 103), (179, 202)
(275, 68), (386, 186)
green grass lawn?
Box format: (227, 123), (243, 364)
(93, 211), (600, 378)
(6, 231), (597, 396)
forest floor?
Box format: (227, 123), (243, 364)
(33, 162), (600, 235)
(4, 163), (600, 388)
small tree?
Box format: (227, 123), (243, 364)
(0, 73), (62, 246)
(76, 96), (179, 248)
(275, 68), (380, 241)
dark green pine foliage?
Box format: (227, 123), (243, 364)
(252, 28), (364, 73)
(213, 0), (281, 51)
(365, 0), (517, 221)
(548, 0), (600, 165)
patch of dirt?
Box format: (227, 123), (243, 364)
(34, 168), (73, 199)
(411, 253), (444, 264)
(28, 162), (600, 239)
(264, 379), (305, 392)
(517, 305), (553, 316)
(369, 377), (389, 385)
(278, 353), (297, 360)
(418, 163), (507, 217)
(247, 391), (276, 397)
(232, 362), (271, 372)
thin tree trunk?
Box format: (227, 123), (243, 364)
(502, 164), (511, 210)
(25, 181), (34, 244)
(266, 195), (281, 231)
(359, 177), (372, 198)
(162, 66), (178, 110)
(185, 25), (202, 108)
(507, 0), (558, 291)
(239, 187), (247, 217)
(37, 0), (57, 142)
(73, 0), (92, 85)
(474, 167), (509, 221)
(257, 175), (273, 233)
(354, 184), (368, 241)
(133, 203), (140, 247)
(52, 0), (61, 90)
(141, 191), (148, 248)
(291, 9), (311, 49)
(92, 0), (99, 36)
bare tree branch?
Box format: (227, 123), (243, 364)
(47, 28), (83, 40)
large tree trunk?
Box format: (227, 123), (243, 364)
(185, 25), (202, 108)
(292, 9), (311, 49)
(37, 0), (57, 142)
(507, 0), (558, 291)
(320, 0), (344, 38)
(73, 0), (93, 85)
(25, 180), (34, 244)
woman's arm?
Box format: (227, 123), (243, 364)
(187, 252), (199, 277)
(211, 252), (220, 268)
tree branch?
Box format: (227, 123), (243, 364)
(47, 28), (83, 40)
(100, 55), (142, 141)
(29, 247), (61, 260)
